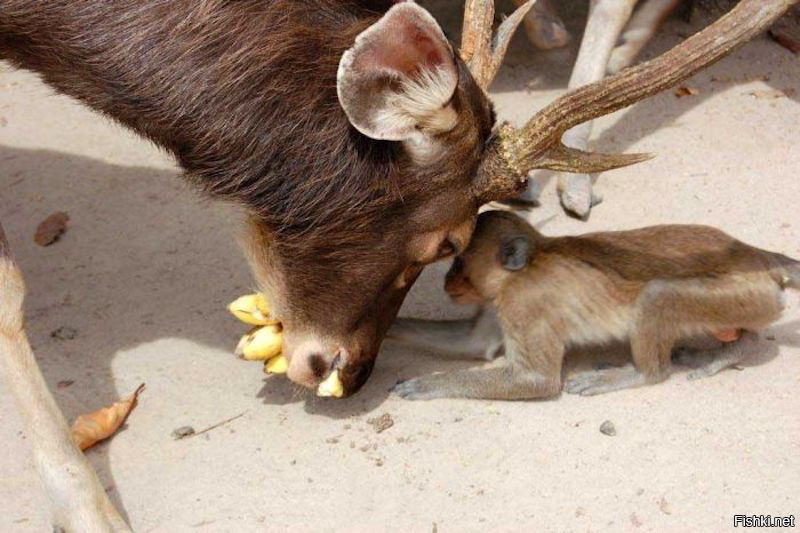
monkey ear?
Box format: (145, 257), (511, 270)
(336, 2), (459, 142)
(498, 236), (530, 272)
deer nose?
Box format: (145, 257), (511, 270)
(284, 339), (342, 388)
(307, 353), (329, 379)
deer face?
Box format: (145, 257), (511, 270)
(242, 3), (497, 396)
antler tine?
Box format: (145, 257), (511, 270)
(461, 0), (538, 89)
(460, 0), (495, 88)
(485, 0), (539, 85)
(474, 0), (797, 204)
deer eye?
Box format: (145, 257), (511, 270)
(437, 238), (456, 259)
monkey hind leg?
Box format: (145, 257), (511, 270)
(680, 331), (758, 381)
(566, 294), (676, 397)
(564, 334), (672, 396)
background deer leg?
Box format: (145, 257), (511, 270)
(513, 0), (571, 50)
(608, 0), (684, 74)
(555, 0), (638, 218)
(0, 223), (130, 532)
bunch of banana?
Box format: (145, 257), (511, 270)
(229, 293), (287, 374)
(228, 293), (343, 398)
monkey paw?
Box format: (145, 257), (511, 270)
(565, 365), (645, 396)
(392, 376), (447, 401)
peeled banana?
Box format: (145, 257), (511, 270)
(317, 370), (344, 398)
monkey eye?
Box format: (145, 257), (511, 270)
(437, 239), (456, 259)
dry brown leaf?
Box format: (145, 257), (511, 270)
(674, 86), (699, 98)
(34, 212), (69, 246)
(658, 495), (672, 515)
(71, 384), (145, 451)
(748, 89), (786, 100)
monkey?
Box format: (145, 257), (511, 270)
(390, 210), (799, 401)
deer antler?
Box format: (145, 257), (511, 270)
(463, 0), (797, 204)
(461, 0), (539, 89)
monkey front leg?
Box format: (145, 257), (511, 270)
(393, 325), (563, 401)
(393, 365), (561, 401)
(387, 307), (503, 361)
(564, 365), (649, 396)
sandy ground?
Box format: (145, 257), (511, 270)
(1, 3), (799, 532)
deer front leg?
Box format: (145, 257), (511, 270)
(0, 224), (130, 532)
(608, 0), (683, 74)
(387, 307), (503, 361)
(550, 0), (638, 218)
(513, 0), (571, 50)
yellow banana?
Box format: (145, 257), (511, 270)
(228, 293), (276, 326)
(264, 354), (289, 374)
(235, 324), (283, 361)
(317, 370), (344, 398)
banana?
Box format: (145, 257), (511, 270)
(235, 324), (283, 361)
(317, 370), (344, 398)
(228, 293), (276, 326)
(264, 354), (289, 374)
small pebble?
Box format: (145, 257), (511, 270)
(171, 426), (195, 440)
(367, 413), (394, 434)
(599, 420), (616, 436)
(51, 327), (77, 340)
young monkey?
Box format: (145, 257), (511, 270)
(391, 211), (799, 401)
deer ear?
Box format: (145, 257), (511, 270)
(337, 2), (459, 142)
(498, 236), (530, 272)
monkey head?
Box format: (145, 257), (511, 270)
(444, 211), (534, 304)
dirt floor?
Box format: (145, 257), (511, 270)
(1, 3), (799, 532)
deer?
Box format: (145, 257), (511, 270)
(0, 0), (794, 530)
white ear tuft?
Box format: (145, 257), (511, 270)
(380, 65), (458, 134)
(337, 3), (459, 142)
